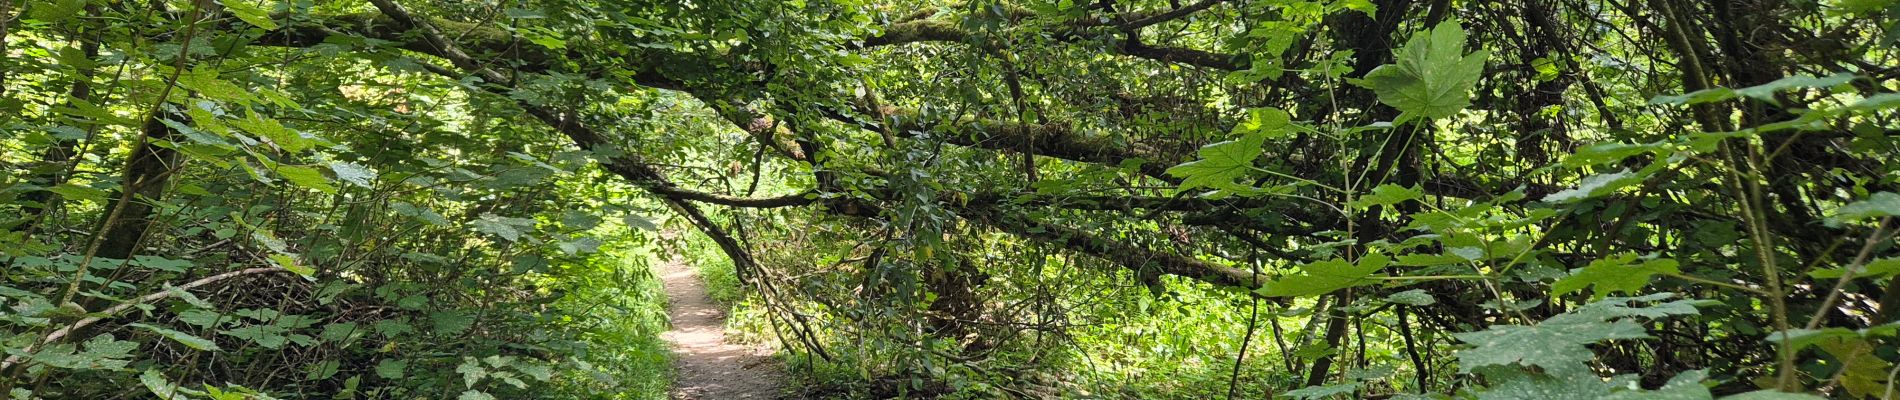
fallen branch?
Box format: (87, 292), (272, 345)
(0, 267), (291, 370)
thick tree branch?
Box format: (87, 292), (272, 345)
(865, 14), (1243, 70)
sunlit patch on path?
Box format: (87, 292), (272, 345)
(659, 259), (784, 399)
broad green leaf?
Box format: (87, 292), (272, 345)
(143, 369), (205, 399)
(560, 210), (603, 230)
(132, 256), (192, 272)
(132, 323), (222, 351)
(177, 65), (253, 104)
(1807, 258), (1900, 279)
(1828, 192), (1900, 224)
(458, 357), (487, 388)
(460, 390), (497, 400)
(1552, 254), (1679, 299)
(1385, 289), (1436, 306)
(31, 334), (138, 370)
(1477, 373), (1634, 400)
(229, 113), (307, 152)
(1232, 107), (1294, 138)
(623, 214), (659, 231)
(1167, 132), (1267, 193)
(1652, 73), (1856, 105)
(328, 161), (377, 187)
(1348, 184), (1422, 210)
(28, 0), (86, 22)
(274, 164), (337, 194)
(222, 325), (290, 349)
(559, 237), (603, 255)
(1601, 370), (1714, 400)
(49, 183), (110, 204)
(178, 309), (224, 328)
(1816, 336), (1891, 398)
(1454, 294), (1700, 375)
(304, 359), (340, 380)
(1256, 254), (1389, 297)
(1542, 169), (1640, 203)
(220, 0), (280, 29)
(377, 359), (408, 379)
(1720, 391), (1828, 400)
(515, 363), (554, 381)
(270, 254), (315, 277)
(1357, 20), (1489, 121)
(473, 214), (535, 242)
(430, 310), (476, 335)
(393, 202), (451, 226)
(1282, 382), (1358, 400)
(1562, 142), (1661, 167)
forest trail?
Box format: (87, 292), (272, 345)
(658, 258), (786, 399)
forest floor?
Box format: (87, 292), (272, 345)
(658, 258), (786, 399)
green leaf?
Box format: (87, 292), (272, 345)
(1828, 192), (1900, 225)
(177, 65), (254, 104)
(459, 390), (497, 400)
(1808, 258), (1900, 279)
(31, 334), (139, 370)
(1167, 132), (1267, 193)
(1602, 370), (1714, 400)
(473, 214), (535, 242)
(1477, 373), (1634, 400)
(1385, 289), (1436, 306)
(559, 237), (603, 255)
(178, 310), (225, 329)
(220, 0), (280, 29)
(328, 161), (377, 188)
(1357, 20), (1490, 121)
(305, 359), (340, 380)
(132, 255), (193, 272)
(143, 369), (206, 399)
(1542, 169), (1641, 203)
(1257, 254), (1389, 297)
(132, 323), (222, 351)
(1815, 336), (1892, 398)
(1562, 142), (1661, 167)
(1652, 73), (1856, 105)
(275, 164), (337, 194)
(50, 183), (110, 204)
(222, 325), (291, 349)
(270, 254), (316, 277)
(27, 0), (86, 22)
(376, 359), (408, 379)
(393, 202), (451, 226)
(229, 113), (307, 152)
(1348, 184), (1422, 210)
(1454, 294), (1700, 375)
(1281, 382), (1358, 399)
(458, 357), (487, 388)
(1232, 107), (1295, 139)
(515, 363), (553, 381)
(1720, 391), (1828, 400)
(430, 310), (476, 335)
(1552, 254), (1679, 299)
(623, 214), (659, 231)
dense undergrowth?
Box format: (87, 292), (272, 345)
(6, 0), (1900, 399)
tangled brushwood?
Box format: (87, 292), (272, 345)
(2, 0), (1898, 398)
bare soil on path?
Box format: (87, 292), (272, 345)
(659, 259), (785, 399)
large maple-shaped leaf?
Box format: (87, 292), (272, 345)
(1166, 131), (1266, 192)
(1551, 253), (1680, 299)
(1359, 20), (1489, 121)
(1256, 254), (1389, 297)
(1454, 294), (1701, 376)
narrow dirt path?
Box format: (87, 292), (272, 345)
(658, 258), (785, 399)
